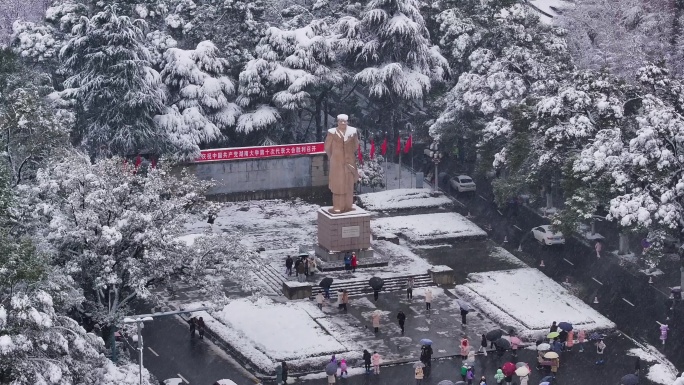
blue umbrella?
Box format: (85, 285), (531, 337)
(540, 376), (554, 384)
(557, 322), (573, 331)
(420, 339), (433, 346)
(589, 332), (602, 341)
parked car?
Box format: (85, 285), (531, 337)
(532, 225), (565, 245)
(450, 175), (476, 192)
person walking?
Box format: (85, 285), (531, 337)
(363, 349), (372, 374)
(479, 376), (487, 385)
(578, 329), (586, 352)
(479, 333), (488, 356)
(323, 285), (331, 299)
(595, 339), (606, 365)
(425, 288), (433, 310)
(494, 368), (504, 384)
(466, 366), (475, 385)
(339, 358), (348, 378)
(634, 357), (641, 376)
(371, 351), (381, 374)
(282, 362), (289, 384)
(337, 289), (344, 310)
(327, 373), (336, 385)
(461, 307), (468, 325)
(460, 337), (470, 360)
(660, 323), (669, 345)
(294, 258), (301, 278)
(285, 255), (293, 276)
(519, 374), (529, 385)
(550, 357), (560, 377)
(371, 311), (381, 333)
(341, 290), (349, 312)
(296, 259), (306, 282)
(316, 292), (324, 310)
(275, 362), (283, 385)
(344, 252), (352, 273)
(420, 344), (433, 368)
(308, 256), (317, 277)
(373, 289), (380, 301)
(414, 364), (424, 385)
(303, 256), (310, 277)
(595, 240), (602, 258)
(460, 363), (469, 381)
(566, 329), (575, 351)
(510, 333), (519, 359)
(197, 316), (206, 339)
(407, 277), (414, 299)
(188, 316), (197, 337)
(351, 252), (358, 273)
(397, 310), (406, 334)
(549, 321), (558, 333)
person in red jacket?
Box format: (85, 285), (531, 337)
(351, 252), (358, 273)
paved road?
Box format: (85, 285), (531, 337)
(439, 176), (684, 370)
(298, 332), (660, 385)
(125, 305), (258, 385)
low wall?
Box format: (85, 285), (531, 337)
(185, 154), (329, 200)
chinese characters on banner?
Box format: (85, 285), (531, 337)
(196, 142), (325, 162)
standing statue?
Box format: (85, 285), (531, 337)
(324, 114), (359, 214)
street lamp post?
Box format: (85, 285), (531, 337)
(123, 316), (154, 385)
(429, 141), (442, 193)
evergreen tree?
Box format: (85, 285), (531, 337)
(59, 5), (169, 158)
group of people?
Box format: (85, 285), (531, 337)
(285, 254), (317, 282)
(187, 316), (206, 339)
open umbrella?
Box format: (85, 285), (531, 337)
(420, 339), (433, 346)
(495, 338), (511, 349)
(502, 362), (516, 377)
(515, 362), (528, 368)
(540, 376), (554, 383)
(558, 322), (573, 331)
(486, 329), (503, 341)
(319, 277), (333, 288)
(456, 299), (473, 312)
(621, 374), (639, 385)
(515, 366), (530, 377)
(369, 277), (384, 290)
(510, 336), (522, 346)
(536, 343), (551, 351)
(589, 332), (603, 341)
(547, 331), (560, 339)
(437, 381), (455, 385)
(543, 352), (559, 359)
(325, 362), (337, 375)
(413, 362), (425, 368)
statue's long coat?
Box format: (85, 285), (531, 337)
(324, 126), (359, 195)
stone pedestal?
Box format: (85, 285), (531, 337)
(316, 205), (372, 261)
(282, 281), (312, 300)
(428, 265), (454, 285)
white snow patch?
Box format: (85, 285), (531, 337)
(371, 212), (486, 243)
(647, 364), (677, 384)
(359, 188), (452, 211)
(454, 268), (615, 338)
(176, 233), (203, 246)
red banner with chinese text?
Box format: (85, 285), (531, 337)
(196, 142), (325, 162)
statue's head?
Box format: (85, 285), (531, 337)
(337, 114), (348, 129)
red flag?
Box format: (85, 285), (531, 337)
(404, 134), (412, 154)
(381, 137), (388, 156)
(370, 140), (375, 159)
(396, 136), (401, 155)
(134, 154), (142, 169)
(357, 143), (363, 165)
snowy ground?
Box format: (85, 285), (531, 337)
(453, 268), (616, 339)
(626, 339), (680, 385)
(371, 212), (486, 243)
(358, 188), (452, 211)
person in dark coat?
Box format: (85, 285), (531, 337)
(373, 289), (380, 301)
(420, 345), (433, 367)
(282, 362), (289, 384)
(634, 357), (640, 376)
(558, 330), (568, 350)
(460, 308), (468, 325)
(363, 349), (372, 374)
(344, 252), (352, 272)
(188, 316), (197, 337)
(285, 255), (293, 276)
(296, 259), (306, 282)
(550, 321), (558, 333)
(479, 333), (488, 356)
(397, 310), (406, 334)
(294, 258), (302, 277)
(197, 317), (206, 339)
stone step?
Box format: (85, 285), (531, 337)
(310, 274), (433, 299)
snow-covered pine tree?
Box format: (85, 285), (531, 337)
(258, 20), (345, 141)
(59, 5), (169, 158)
(337, 0), (449, 139)
(157, 40), (240, 160)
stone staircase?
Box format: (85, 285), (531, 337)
(310, 273), (433, 300)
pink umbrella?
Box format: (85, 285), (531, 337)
(510, 336), (522, 347)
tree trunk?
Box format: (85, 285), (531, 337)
(619, 232), (630, 255)
(546, 192), (553, 209)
